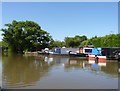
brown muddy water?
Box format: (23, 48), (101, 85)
(0, 54), (119, 89)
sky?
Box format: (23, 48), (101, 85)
(1, 2), (118, 41)
(1, 0), (120, 2)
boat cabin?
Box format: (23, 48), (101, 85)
(79, 47), (101, 55)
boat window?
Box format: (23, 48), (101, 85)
(85, 49), (92, 53)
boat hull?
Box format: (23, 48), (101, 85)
(89, 55), (106, 61)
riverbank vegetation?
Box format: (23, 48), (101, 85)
(81, 34), (120, 47)
(1, 20), (53, 54)
(0, 20), (120, 54)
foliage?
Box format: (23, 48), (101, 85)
(1, 20), (53, 53)
(80, 40), (92, 47)
(81, 34), (120, 47)
(50, 40), (65, 48)
(64, 35), (87, 47)
(0, 41), (1, 47)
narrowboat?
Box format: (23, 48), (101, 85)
(80, 47), (120, 61)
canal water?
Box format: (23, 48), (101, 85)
(1, 54), (119, 89)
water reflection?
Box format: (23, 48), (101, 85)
(2, 54), (118, 89)
(64, 58), (87, 70)
(88, 59), (106, 72)
(88, 59), (118, 77)
(51, 56), (118, 78)
(2, 54), (53, 88)
(101, 62), (118, 77)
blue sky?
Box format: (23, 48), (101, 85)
(1, 2), (118, 41)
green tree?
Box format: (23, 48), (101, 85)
(88, 34), (120, 47)
(80, 40), (92, 47)
(1, 20), (52, 53)
(64, 35), (87, 47)
(0, 41), (2, 47)
(50, 40), (65, 48)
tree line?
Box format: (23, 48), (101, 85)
(81, 34), (120, 47)
(0, 20), (120, 54)
(50, 34), (120, 48)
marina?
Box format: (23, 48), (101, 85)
(26, 47), (120, 61)
(0, 2), (119, 90)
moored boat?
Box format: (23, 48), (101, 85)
(88, 55), (106, 61)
